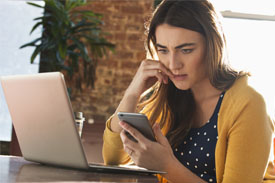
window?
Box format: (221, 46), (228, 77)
(212, 0), (275, 15)
(0, 1), (43, 141)
(211, 0), (275, 116)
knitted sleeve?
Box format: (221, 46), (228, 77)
(219, 90), (274, 183)
(102, 115), (131, 165)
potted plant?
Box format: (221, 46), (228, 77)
(20, 0), (115, 90)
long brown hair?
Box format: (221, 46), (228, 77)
(138, 0), (248, 148)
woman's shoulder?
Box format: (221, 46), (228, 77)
(225, 75), (265, 106)
(218, 75), (272, 132)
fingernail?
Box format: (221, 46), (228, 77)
(119, 121), (124, 126)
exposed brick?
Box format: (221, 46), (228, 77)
(114, 33), (126, 40)
(117, 51), (134, 59)
(126, 41), (145, 50)
(136, 51), (146, 60)
(127, 33), (141, 41)
(121, 61), (140, 69)
(68, 0), (154, 121)
(125, 24), (142, 32)
(111, 14), (127, 21)
(104, 79), (111, 84)
(112, 87), (127, 96)
(100, 59), (118, 68)
(121, 6), (143, 14)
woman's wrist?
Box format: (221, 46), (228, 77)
(123, 88), (141, 101)
(109, 91), (140, 133)
(162, 155), (179, 181)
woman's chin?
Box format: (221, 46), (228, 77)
(172, 82), (190, 91)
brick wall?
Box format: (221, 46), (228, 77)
(69, 0), (154, 122)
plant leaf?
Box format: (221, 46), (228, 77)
(19, 37), (42, 49)
(30, 22), (43, 34)
(30, 46), (42, 63)
(27, 2), (44, 8)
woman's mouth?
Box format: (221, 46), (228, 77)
(171, 74), (188, 81)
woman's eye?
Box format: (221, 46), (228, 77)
(157, 49), (168, 54)
(181, 49), (193, 54)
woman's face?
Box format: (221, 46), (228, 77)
(155, 23), (207, 90)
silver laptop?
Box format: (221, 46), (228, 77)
(1, 72), (164, 175)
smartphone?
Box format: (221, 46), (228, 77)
(117, 112), (156, 142)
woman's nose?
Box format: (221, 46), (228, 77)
(169, 53), (183, 71)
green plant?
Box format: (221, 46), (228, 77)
(20, 0), (115, 90)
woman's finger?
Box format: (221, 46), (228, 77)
(119, 121), (149, 145)
(120, 129), (138, 154)
(142, 69), (168, 84)
(153, 123), (170, 146)
(142, 60), (174, 78)
(123, 143), (135, 156)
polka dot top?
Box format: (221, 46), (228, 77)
(173, 92), (225, 183)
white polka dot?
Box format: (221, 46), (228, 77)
(184, 141), (187, 144)
(197, 132), (200, 135)
(204, 132), (207, 135)
(194, 143), (197, 146)
(201, 174), (204, 177)
(195, 158), (199, 161)
(187, 162), (190, 165)
(205, 163), (208, 167)
(206, 153), (210, 157)
(190, 137), (192, 140)
(189, 151), (192, 154)
(181, 152), (184, 156)
(207, 120), (210, 123)
(175, 148), (178, 152)
(216, 136), (219, 139)
(195, 165), (198, 168)
(221, 94), (224, 98)
(209, 178), (213, 182)
(217, 113), (219, 116)
(207, 138), (210, 142)
(214, 125), (217, 128)
(204, 171), (207, 174)
(200, 147), (204, 150)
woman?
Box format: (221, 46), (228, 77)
(102, 0), (275, 182)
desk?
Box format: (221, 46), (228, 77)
(0, 156), (159, 183)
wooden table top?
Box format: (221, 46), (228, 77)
(0, 155), (159, 183)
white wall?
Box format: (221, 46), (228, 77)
(0, 0), (43, 141)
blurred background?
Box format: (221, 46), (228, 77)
(0, 0), (274, 163)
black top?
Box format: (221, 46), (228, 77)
(173, 92), (225, 183)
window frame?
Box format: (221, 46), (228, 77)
(221, 11), (275, 21)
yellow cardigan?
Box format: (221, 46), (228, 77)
(102, 76), (275, 183)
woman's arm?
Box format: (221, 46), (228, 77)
(102, 118), (131, 165)
(103, 59), (173, 164)
(219, 93), (274, 183)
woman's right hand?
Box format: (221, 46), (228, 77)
(125, 59), (174, 98)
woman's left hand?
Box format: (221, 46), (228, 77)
(119, 121), (176, 171)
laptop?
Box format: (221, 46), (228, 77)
(1, 72), (164, 175)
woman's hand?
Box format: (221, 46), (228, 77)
(119, 121), (176, 171)
(125, 59), (174, 98)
